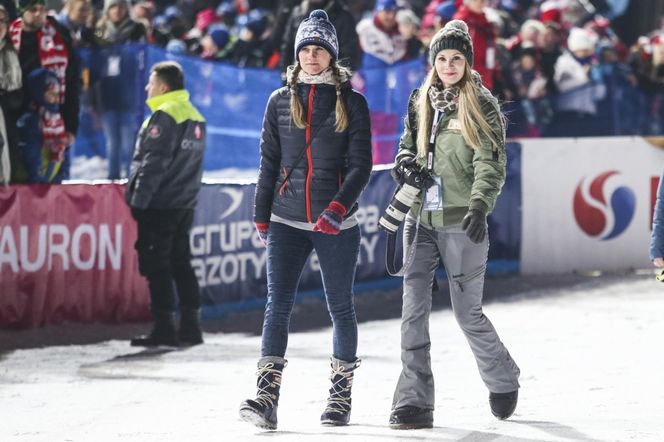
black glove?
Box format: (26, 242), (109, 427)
(390, 157), (418, 185)
(461, 209), (487, 244)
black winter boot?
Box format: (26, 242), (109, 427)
(489, 390), (518, 420)
(178, 308), (203, 346)
(130, 311), (178, 347)
(239, 357), (287, 430)
(320, 357), (361, 426)
(389, 406), (434, 429)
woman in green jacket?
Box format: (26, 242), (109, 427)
(388, 19), (520, 430)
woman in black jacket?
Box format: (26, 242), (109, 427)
(240, 9), (372, 431)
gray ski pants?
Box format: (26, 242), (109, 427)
(392, 218), (520, 410)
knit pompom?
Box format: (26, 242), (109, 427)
(295, 9), (339, 60)
(428, 18), (474, 66)
(445, 19), (469, 34)
(309, 9), (329, 21)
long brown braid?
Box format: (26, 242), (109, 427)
(289, 63), (307, 129)
(331, 63), (349, 132)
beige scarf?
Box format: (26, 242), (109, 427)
(285, 65), (351, 85)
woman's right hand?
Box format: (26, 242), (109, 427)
(255, 222), (269, 246)
(654, 257), (664, 268)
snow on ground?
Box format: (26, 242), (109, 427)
(1, 274), (663, 441)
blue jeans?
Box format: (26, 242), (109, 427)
(102, 111), (137, 179)
(261, 222), (361, 362)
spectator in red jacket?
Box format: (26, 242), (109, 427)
(453, 0), (497, 90)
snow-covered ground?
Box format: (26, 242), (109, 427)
(1, 273), (663, 441)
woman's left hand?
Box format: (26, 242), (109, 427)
(461, 209), (487, 244)
(313, 201), (346, 235)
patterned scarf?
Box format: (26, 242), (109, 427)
(428, 83), (459, 114)
(42, 108), (68, 163)
(9, 17), (69, 104)
(428, 71), (486, 113)
(285, 65), (351, 86)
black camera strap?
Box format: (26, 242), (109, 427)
(385, 200), (425, 277)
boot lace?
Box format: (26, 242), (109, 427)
(324, 366), (353, 414)
(254, 363), (282, 408)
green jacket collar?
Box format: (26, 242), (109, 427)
(146, 90), (190, 112)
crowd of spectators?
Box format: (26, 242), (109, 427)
(1, 0), (664, 184)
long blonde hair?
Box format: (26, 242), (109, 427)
(288, 62), (351, 133)
(415, 62), (502, 157)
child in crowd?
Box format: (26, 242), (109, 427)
(17, 68), (68, 183)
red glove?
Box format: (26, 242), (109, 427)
(312, 201), (346, 235)
(255, 222), (269, 246)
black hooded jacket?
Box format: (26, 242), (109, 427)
(254, 80), (372, 224)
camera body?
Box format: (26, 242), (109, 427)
(379, 162), (432, 234)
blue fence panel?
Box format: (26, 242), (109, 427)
(146, 47), (282, 170)
(73, 47), (429, 172)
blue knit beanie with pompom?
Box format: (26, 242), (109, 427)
(294, 9), (339, 60)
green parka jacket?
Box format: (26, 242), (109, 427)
(395, 84), (506, 229)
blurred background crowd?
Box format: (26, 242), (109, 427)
(1, 0), (663, 183)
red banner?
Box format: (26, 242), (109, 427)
(0, 184), (149, 329)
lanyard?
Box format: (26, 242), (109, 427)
(427, 109), (443, 171)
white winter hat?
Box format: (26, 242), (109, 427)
(567, 27), (597, 52)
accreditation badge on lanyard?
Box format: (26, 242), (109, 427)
(424, 109), (444, 211)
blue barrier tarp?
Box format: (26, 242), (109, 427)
(74, 45), (427, 171)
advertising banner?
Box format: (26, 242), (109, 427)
(0, 185), (149, 328)
(193, 170), (397, 306)
(0, 166), (521, 328)
(520, 137), (664, 274)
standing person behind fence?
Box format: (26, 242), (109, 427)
(0, 4), (22, 186)
(94, 0), (146, 180)
(57, 0), (96, 48)
(239, 9), (372, 430)
(9, 0), (80, 183)
(549, 27), (603, 137)
(125, 61), (207, 348)
(388, 20), (520, 430)
(95, 0), (146, 45)
(453, 0), (497, 91)
(355, 0), (406, 69)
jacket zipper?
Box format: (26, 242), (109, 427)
(305, 84), (315, 223)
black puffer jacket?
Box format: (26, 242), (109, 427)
(254, 81), (372, 224)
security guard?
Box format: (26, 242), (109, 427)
(125, 61), (206, 347)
